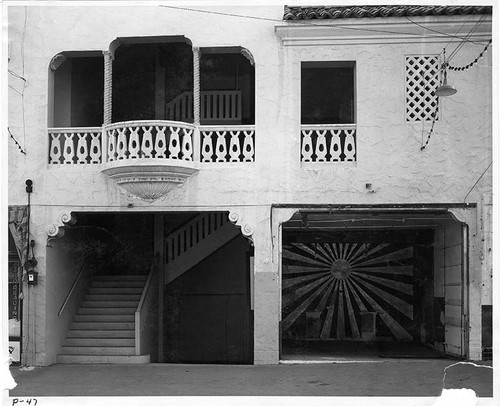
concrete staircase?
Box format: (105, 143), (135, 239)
(57, 274), (151, 364)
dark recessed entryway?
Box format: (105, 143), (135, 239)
(281, 210), (467, 361)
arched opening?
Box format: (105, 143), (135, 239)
(112, 37), (193, 123)
(49, 51), (104, 128)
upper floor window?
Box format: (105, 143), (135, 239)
(300, 62), (356, 163)
(301, 61), (356, 124)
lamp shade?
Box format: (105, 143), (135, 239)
(434, 78), (457, 97)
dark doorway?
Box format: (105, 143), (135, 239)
(164, 233), (253, 364)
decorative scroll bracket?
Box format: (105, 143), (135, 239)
(46, 211), (77, 239)
(228, 210), (254, 244)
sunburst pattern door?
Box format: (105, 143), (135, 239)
(282, 242), (415, 342)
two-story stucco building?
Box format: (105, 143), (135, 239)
(6, 4), (493, 367)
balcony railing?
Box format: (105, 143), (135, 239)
(200, 126), (254, 163)
(165, 90), (242, 124)
(48, 121), (255, 165)
(301, 124), (356, 162)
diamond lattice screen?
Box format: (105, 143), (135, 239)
(405, 56), (440, 121)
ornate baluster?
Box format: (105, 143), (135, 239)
(89, 132), (101, 163)
(329, 130), (342, 162)
(229, 131), (241, 162)
(141, 126), (153, 158)
(63, 133), (75, 164)
(181, 128), (193, 161)
(116, 127), (128, 160)
(49, 133), (62, 164)
(242, 130), (255, 162)
(169, 127), (181, 159)
(128, 126), (140, 159)
(215, 131), (227, 162)
(315, 130), (327, 162)
(155, 126), (167, 158)
(301, 130), (313, 162)
(107, 129), (117, 162)
(76, 132), (88, 164)
(344, 129), (356, 161)
(201, 131), (214, 162)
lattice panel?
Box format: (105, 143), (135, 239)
(405, 56), (439, 122)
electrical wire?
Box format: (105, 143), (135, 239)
(404, 15), (489, 46)
(8, 85), (23, 96)
(8, 127), (26, 155)
(447, 15), (487, 62)
(159, 5), (492, 44)
(463, 161), (492, 202)
(8, 69), (27, 82)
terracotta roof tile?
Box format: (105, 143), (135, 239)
(283, 5), (492, 20)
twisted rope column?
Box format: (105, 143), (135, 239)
(192, 47), (201, 161)
(103, 50), (113, 125)
(193, 47), (201, 126)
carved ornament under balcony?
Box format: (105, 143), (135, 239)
(102, 163), (198, 201)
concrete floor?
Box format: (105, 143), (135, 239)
(8, 360), (493, 397)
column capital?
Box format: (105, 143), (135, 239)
(102, 49), (114, 60)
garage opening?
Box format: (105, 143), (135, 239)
(280, 210), (468, 361)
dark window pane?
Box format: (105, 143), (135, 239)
(301, 63), (355, 124)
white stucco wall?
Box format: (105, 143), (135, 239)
(6, 5), (493, 365)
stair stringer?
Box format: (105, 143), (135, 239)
(164, 215), (240, 285)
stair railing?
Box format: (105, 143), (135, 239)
(58, 260), (89, 316)
(135, 256), (159, 357)
(165, 212), (229, 265)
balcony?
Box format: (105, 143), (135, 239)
(48, 120), (255, 199)
(48, 41), (256, 200)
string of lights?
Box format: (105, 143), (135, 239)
(448, 39), (492, 71)
(420, 107), (438, 151)
(8, 127), (27, 155)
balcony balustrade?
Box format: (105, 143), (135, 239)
(48, 121), (255, 165)
(301, 124), (356, 162)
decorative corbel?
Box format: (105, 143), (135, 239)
(49, 53), (66, 71)
(228, 210), (254, 243)
(46, 211), (77, 239)
(240, 48), (255, 67)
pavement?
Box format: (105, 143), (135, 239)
(7, 359), (493, 398)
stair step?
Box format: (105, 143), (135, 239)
(81, 301), (138, 308)
(88, 287), (143, 295)
(60, 346), (135, 355)
(78, 307), (136, 315)
(65, 337), (135, 347)
(93, 275), (148, 281)
(57, 354), (150, 364)
(71, 322), (134, 330)
(91, 281), (146, 288)
(85, 294), (142, 301)
(67, 329), (135, 338)
(74, 314), (135, 322)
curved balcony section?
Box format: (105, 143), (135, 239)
(104, 120), (195, 162)
(100, 120), (198, 200)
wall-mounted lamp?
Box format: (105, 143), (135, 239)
(434, 51), (457, 97)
